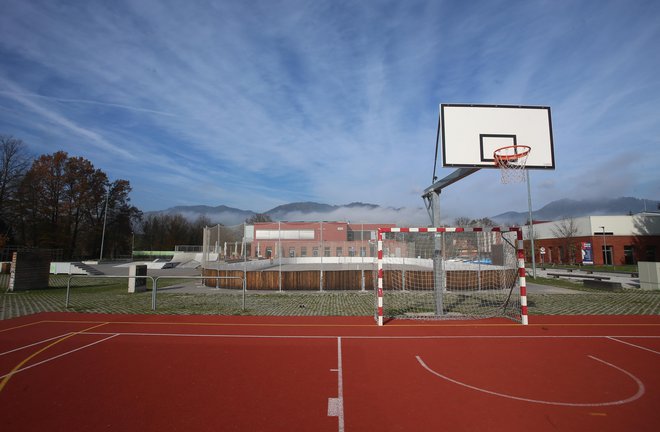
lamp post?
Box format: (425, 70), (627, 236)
(600, 225), (607, 266)
(99, 188), (110, 262)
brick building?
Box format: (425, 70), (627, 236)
(526, 213), (660, 266)
(246, 221), (396, 259)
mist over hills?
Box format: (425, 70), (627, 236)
(491, 197), (659, 225)
(147, 197), (659, 226)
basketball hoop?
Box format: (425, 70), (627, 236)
(493, 145), (531, 183)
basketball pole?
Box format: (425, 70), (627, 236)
(526, 171), (537, 278)
(422, 168), (480, 316)
(429, 191), (444, 315)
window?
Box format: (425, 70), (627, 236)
(360, 247), (367, 257)
(645, 246), (656, 262)
(348, 230), (375, 241)
(602, 245), (613, 265)
(301, 247), (307, 257)
(336, 247), (342, 257)
(324, 247), (330, 257)
(289, 247), (295, 258)
(255, 230), (314, 240)
(313, 247), (319, 257)
(624, 245), (634, 265)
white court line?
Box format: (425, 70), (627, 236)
(327, 337), (345, 432)
(0, 334), (119, 380)
(84, 331), (337, 339)
(82, 332), (660, 340)
(607, 337), (660, 355)
(0, 333), (74, 357)
(416, 355), (645, 407)
(336, 337), (345, 432)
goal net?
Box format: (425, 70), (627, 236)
(376, 227), (527, 325)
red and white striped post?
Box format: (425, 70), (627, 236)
(376, 229), (385, 326)
(516, 228), (529, 325)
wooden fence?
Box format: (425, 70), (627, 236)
(202, 268), (516, 291)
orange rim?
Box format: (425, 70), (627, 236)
(493, 145), (531, 165)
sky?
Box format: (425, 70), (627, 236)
(1, 0), (659, 224)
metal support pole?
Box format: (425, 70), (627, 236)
(430, 191), (444, 315)
(278, 221), (282, 292)
(526, 171), (536, 278)
(320, 221), (324, 291)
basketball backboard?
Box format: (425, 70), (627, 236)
(440, 104), (555, 169)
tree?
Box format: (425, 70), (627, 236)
(453, 216), (472, 227)
(0, 135), (31, 245)
(246, 213), (272, 224)
(550, 217), (580, 264)
(138, 213), (200, 251)
(13, 151), (137, 259)
(452, 217), (496, 228)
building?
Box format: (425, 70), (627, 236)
(246, 221), (395, 259)
(526, 213), (660, 266)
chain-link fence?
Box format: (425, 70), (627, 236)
(202, 222), (384, 291)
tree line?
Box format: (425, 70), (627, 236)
(0, 135), (225, 260)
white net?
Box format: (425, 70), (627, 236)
(494, 145), (530, 184)
(378, 229), (521, 322)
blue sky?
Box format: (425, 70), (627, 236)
(1, 0), (658, 223)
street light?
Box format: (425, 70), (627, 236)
(600, 226), (607, 266)
(99, 188), (110, 262)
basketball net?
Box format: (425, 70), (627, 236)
(493, 145), (530, 184)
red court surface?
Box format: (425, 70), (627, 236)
(1, 313), (659, 431)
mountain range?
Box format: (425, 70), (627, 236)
(492, 197), (659, 224)
(147, 197), (659, 226)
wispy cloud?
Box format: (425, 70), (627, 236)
(0, 0), (658, 219)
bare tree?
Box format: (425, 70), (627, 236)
(453, 216), (472, 227)
(550, 217), (580, 264)
(246, 213), (272, 224)
(0, 136), (31, 244)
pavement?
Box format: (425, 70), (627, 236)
(90, 262), (203, 278)
(526, 266), (640, 289)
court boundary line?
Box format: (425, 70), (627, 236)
(81, 331), (660, 340)
(607, 336), (660, 355)
(0, 320), (47, 333)
(35, 319), (660, 328)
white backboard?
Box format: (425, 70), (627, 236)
(440, 104), (555, 169)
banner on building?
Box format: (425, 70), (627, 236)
(581, 242), (593, 265)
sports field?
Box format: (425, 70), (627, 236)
(1, 313), (659, 431)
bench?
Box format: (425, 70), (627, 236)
(547, 272), (611, 281)
(583, 279), (623, 290)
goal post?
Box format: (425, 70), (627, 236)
(376, 227), (528, 326)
